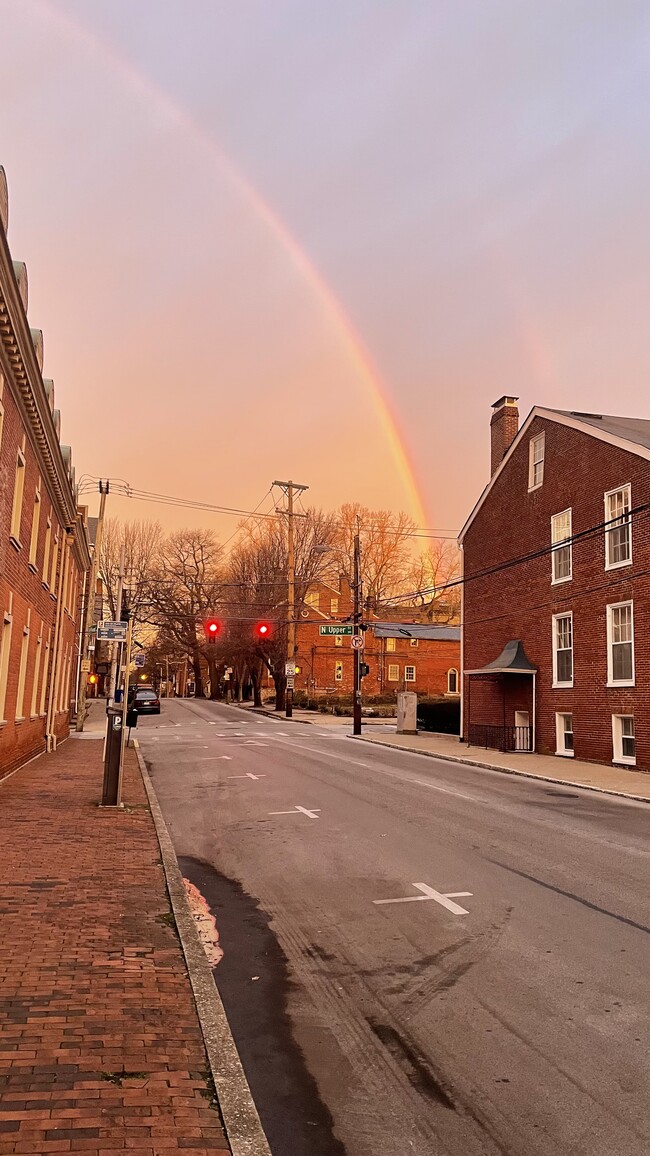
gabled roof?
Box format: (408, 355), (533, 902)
(373, 623), (460, 642)
(460, 406), (650, 542)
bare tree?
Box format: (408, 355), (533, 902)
(329, 503), (416, 604)
(98, 518), (162, 638)
(400, 541), (461, 621)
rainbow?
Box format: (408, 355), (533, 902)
(30, 0), (430, 528)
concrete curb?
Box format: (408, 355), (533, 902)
(248, 706), (313, 725)
(349, 735), (650, 805)
(133, 741), (272, 1156)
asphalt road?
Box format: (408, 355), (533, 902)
(137, 698), (650, 1156)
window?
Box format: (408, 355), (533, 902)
(10, 449), (26, 543)
(42, 518), (52, 587)
(305, 590), (320, 610)
(30, 626), (43, 718)
(388, 663), (399, 681)
(605, 486), (631, 569)
(552, 612), (573, 687)
(386, 637), (396, 652)
(528, 433), (545, 490)
(447, 668), (458, 694)
(39, 630), (51, 716)
(0, 397), (4, 456)
(410, 638), (419, 648)
(330, 597), (339, 615)
(405, 665), (416, 682)
(15, 620), (30, 720)
(29, 488), (41, 568)
(551, 509), (572, 583)
(555, 713), (574, 756)
(607, 602), (634, 685)
(612, 715), (635, 765)
(49, 533), (59, 590)
(0, 612), (12, 723)
(335, 661), (343, 682)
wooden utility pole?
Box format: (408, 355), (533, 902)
(273, 479), (308, 718)
(76, 480), (108, 732)
(353, 528), (362, 735)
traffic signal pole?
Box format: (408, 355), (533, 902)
(353, 529), (362, 736)
(273, 479), (308, 718)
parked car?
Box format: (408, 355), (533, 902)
(131, 687), (160, 715)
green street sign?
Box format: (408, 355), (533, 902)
(319, 624), (353, 636)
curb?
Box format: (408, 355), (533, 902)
(248, 707), (313, 725)
(133, 741), (272, 1156)
(349, 735), (650, 805)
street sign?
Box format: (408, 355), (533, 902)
(286, 677), (295, 690)
(351, 635), (364, 650)
(134, 653), (145, 668)
(319, 624), (353, 636)
(96, 620), (128, 641)
(285, 661), (296, 676)
(81, 659), (90, 672)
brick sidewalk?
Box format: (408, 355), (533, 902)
(353, 730), (650, 801)
(0, 739), (231, 1155)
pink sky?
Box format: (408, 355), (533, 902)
(2, 0), (650, 540)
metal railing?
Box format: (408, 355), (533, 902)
(468, 723), (532, 752)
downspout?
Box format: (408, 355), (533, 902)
(459, 542), (464, 743)
(45, 531), (70, 751)
(532, 671), (536, 753)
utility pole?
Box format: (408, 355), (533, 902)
(353, 526), (362, 736)
(273, 479), (308, 718)
(107, 544), (125, 703)
(76, 480), (109, 732)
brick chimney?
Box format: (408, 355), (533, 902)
(490, 396), (519, 475)
(338, 573), (352, 611)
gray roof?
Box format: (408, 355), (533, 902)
(555, 410), (650, 452)
(373, 623), (460, 641)
(466, 639), (536, 675)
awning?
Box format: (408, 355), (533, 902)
(466, 639), (537, 676)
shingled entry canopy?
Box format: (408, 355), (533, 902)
(465, 640), (537, 752)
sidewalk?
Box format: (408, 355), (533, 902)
(0, 738), (232, 1155)
(352, 730), (650, 802)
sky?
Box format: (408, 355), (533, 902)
(1, 0), (650, 542)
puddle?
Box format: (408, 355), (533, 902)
(182, 877), (224, 966)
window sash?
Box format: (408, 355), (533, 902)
(607, 602), (634, 684)
(448, 669), (458, 694)
(405, 666), (416, 682)
(386, 638), (396, 652)
(551, 510), (572, 582)
(553, 614), (573, 685)
(605, 487), (631, 567)
(529, 435), (545, 488)
(388, 663), (399, 681)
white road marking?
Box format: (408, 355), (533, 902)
(229, 773), (267, 781)
(374, 883), (472, 915)
(244, 741), (267, 747)
(197, 756), (232, 761)
(268, 806), (321, 819)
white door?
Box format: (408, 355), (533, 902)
(515, 711), (530, 750)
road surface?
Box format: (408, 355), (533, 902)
(137, 698), (650, 1156)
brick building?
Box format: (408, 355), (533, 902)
(270, 576), (460, 699)
(460, 396), (650, 770)
(0, 167), (90, 779)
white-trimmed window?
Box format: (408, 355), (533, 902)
(612, 715), (635, 766)
(386, 637), (396, 653)
(49, 532), (59, 590)
(305, 590), (320, 610)
(388, 663), (399, 681)
(551, 509), (572, 584)
(528, 433), (545, 490)
(410, 638), (419, 648)
(9, 448), (26, 543)
(330, 597), (339, 615)
(28, 487), (41, 569)
(605, 485), (631, 570)
(447, 668), (458, 694)
(42, 518), (52, 587)
(335, 661), (343, 682)
(552, 612), (573, 687)
(607, 601), (634, 685)
(39, 630), (51, 716)
(555, 713), (574, 757)
(15, 619), (30, 720)
(0, 612), (12, 723)
(405, 665), (416, 682)
(30, 625), (43, 718)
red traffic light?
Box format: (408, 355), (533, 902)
(254, 621), (272, 639)
(203, 618), (221, 642)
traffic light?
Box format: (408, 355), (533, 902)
(359, 662), (370, 679)
(203, 618), (221, 643)
(254, 621), (272, 640)
(88, 674), (97, 685)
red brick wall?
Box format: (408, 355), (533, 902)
(463, 413), (650, 769)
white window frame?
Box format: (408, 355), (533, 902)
(30, 624), (43, 719)
(330, 597), (339, 615)
(410, 638), (419, 648)
(28, 486), (41, 569)
(386, 637), (396, 653)
(0, 611), (13, 724)
(551, 508), (572, 585)
(15, 620), (30, 721)
(604, 484), (632, 572)
(387, 663), (399, 682)
(552, 611), (573, 688)
(447, 668), (459, 694)
(42, 517), (52, 589)
(528, 433), (545, 491)
(9, 448), (26, 544)
(612, 715), (636, 766)
(305, 590), (320, 610)
(555, 712), (574, 757)
(607, 601), (635, 687)
(405, 665), (416, 683)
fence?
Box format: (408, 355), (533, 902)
(468, 723), (532, 752)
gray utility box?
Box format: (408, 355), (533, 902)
(397, 691), (418, 735)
